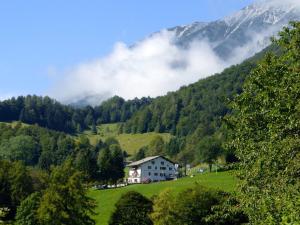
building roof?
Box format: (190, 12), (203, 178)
(127, 155), (175, 167)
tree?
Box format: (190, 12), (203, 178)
(196, 136), (222, 172)
(134, 146), (147, 161)
(0, 161), (33, 221)
(150, 189), (176, 225)
(110, 144), (125, 184)
(37, 160), (95, 225)
(109, 191), (153, 225)
(0, 135), (39, 165)
(97, 147), (111, 183)
(172, 185), (219, 225)
(15, 193), (41, 225)
(148, 136), (165, 156)
(151, 185), (246, 225)
(228, 22), (300, 224)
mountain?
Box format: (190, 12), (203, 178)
(69, 0), (300, 107)
(169, 0), (300, 60)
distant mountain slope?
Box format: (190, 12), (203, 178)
(170, 0), (300, 60)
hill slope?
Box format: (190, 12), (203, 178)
(122, 45), (279, 163)
(83, 123), (172, 156)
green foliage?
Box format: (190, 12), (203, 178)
(196, 136), (222, 172)
(134, 146), (147, 161)
(73, 136), (99, 180)
(97, 140), (125, 184)
(89, 171), (237, 225)
(0, 123), (74, 168)
(151, 185), (247, 225)
(0, 160), (33, 221)
(110, 144), (125, 183)
(14, 193), (41, 225)
(150, 189), (176, 225)
(0, 95), (151, 133)
(37, 160), (96, 225)
(172, 185), (220, 225)
(0, 135), (39, 165)
(121, 49), (271, 163)
(228, 22), (300, 224)
(147, 136), (165, 156)
(109, 191), (153, 225)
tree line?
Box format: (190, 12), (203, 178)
(0, 95), (151, 133)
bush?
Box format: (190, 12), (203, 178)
(109, 191), (153, 225)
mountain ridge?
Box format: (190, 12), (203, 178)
(169, 0), (300, 60)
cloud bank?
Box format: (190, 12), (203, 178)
(50, 31), (227, 105)
(50, 0), (300, 106)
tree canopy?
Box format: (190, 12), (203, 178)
(109, 191), (153, 225)
(228, 22), (300, 224)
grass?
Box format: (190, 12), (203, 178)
(83, 123), (172, 156)
(0, 121), (29, 128)
(89, 171), (237, 225)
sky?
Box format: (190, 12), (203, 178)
(0, 0), (255, 100)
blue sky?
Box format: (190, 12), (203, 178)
(0, 0), (254, 98)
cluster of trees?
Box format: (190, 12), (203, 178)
(109, 185), (247, 225)
(227, 22), (300, 224)
(0, 160), (95, 224)
(0, 123), (125, 184)
(0, 95), (151, 133)
(0, 123), (74, 169)
(0, 124), (125, 223)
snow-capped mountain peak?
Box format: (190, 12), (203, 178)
(169, 0), (300, 61)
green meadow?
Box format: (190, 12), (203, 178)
(89, 171), (237, 225)
(84, 123), (172, 156)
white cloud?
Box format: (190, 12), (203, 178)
(50, 31), (227, 105)
(49, 0), (300, 106)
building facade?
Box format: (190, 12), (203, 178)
(127, 156), (177, 184)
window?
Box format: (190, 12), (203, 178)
(161, 161), (165, 165)
(154, 173), (158, 176)
(155, 166), (157, 170)
(148, 166), (152, 169)
(169, 167), (173, 171)
(134, 179), (137, 183)
(148, 172), (151, 176)
(151, 161), (155, 165)
(160, 173), (165, 177)
(160, 167), (166, 170)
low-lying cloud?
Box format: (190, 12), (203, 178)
(50, 0), (300, 106)
(51, 31), (227, 105)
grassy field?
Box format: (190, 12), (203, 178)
(89, 171), (237, 225)
(83, 123), (172, 156)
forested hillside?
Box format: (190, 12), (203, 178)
(122, 46), (277, 164)
(0, 95), (151, 133)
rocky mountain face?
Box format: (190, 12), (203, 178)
(169, 0), (300, 61)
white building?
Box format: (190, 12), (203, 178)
(127, 156), (177, 184)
